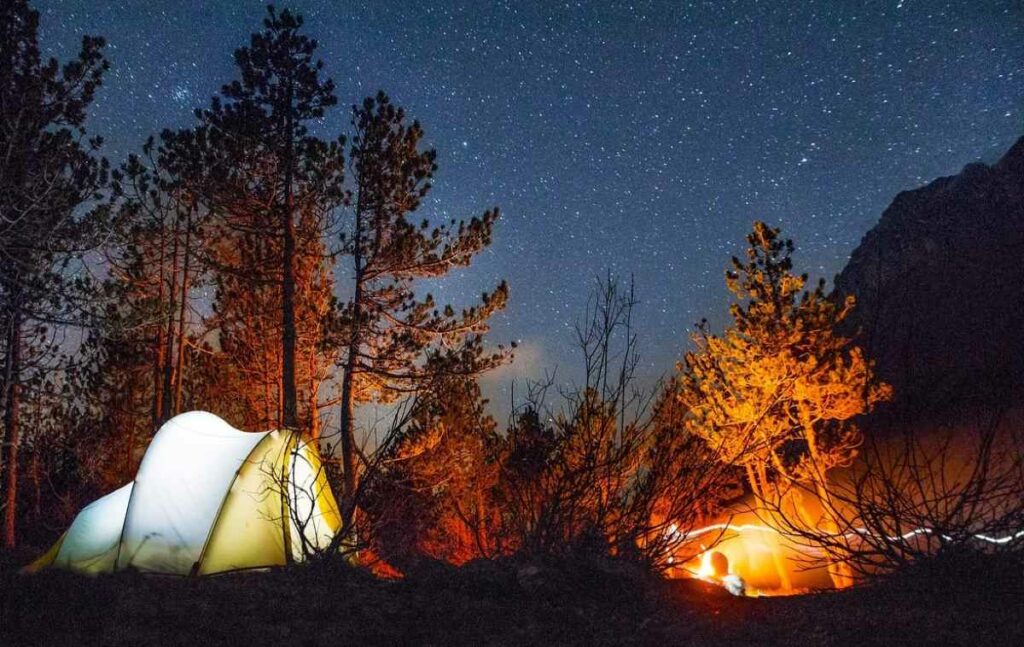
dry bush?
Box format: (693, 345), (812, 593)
(359, 374), (501, 569)
(760, 405), (1024, 578)
(355, 276), (737, 573)
(481, 276), (737, 570)
(342, 276), (738, 573)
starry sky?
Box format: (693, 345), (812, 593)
(35, 0), (1024, 407)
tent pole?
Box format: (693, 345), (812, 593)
(111, 480), (139, 571)
(192, 431), (276, 576)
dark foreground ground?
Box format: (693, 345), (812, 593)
(2, 549), (1022, 646)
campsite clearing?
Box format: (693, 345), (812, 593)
(3, 550), (1021, 646)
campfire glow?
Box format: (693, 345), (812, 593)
(696, 548), (716, 580)
(672, 520), (1024, 596)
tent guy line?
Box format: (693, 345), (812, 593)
(674, 522), (1024, 547)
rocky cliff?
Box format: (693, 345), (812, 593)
(834, 137), (1024, 413)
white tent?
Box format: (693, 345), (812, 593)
(26, 411), (341, 575)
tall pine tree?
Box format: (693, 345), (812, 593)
(0, 0), (108, 547)
(191, 6), (344, 432)
(335, 92), (509, 513)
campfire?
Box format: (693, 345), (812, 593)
(669, 514), (836, 596)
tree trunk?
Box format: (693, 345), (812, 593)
(812, 478), (855, 588)
(263, 354), (274, 430)
(160, 207), (181, 423)
(338, 355), (359, 523)
(280, 79), (298, 431)
(3, 303), (23, 548)
(338, 191), (365, 522)
(745, 462), (794, 591)
(800, 411), (854, 589)
(30, 447), (40, 521)
(152, 215), (168, 428)
(309, 348), (320, 443)
(124, 414), (137, 481)
(173, 204), (193, 415)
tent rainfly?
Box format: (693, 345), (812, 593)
(25, 411), (341, 575)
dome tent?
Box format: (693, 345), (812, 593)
(25, 411), (341, 575)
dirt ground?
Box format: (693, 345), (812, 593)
(2, 549), (1022, 646)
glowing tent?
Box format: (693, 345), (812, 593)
(25, 411), (341, 575)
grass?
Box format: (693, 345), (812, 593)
(2, 548), (1022, 646)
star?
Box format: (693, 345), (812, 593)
(32, 0), (1024, 408)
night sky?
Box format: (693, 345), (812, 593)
(35, 0), (1024, 407)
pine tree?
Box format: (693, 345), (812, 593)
(678, 221), (890, 587)
(191, 5), (344, 432)
(335, 92), (509, 515)
(0, 0), (108, 547)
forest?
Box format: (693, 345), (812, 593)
(2, 1), (1023, 644)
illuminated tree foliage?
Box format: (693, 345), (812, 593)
(362, 373), (500, 568)
(678, 221), (890, 586)
(197, 194), (336, 437)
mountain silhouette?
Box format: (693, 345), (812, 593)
(834, 136), (1024, 415)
